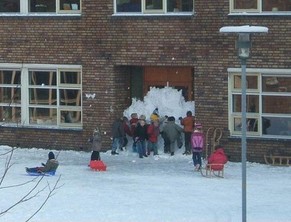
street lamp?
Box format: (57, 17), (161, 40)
(219, 25), (268, 222)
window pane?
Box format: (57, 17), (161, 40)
(60, 0), (80, 10)
(29, 107), (57, 125)
(0, 70), (21, 85)
(60, 71), (81, 85)
(29, 88), (57, 105)
(60, 89), (81, 106)
(29, 0), (56, 12)
(232, 95), (259, 112)
(29, 71), (56, 86)
(116, 0), (141, 12)
(233, 0), (257, 9)
(167, 0), (193, 12)
(262, 0), (290, 11)
(61, 110), (81, 123)
(0, 106), (21, 123)
(0, 87), (21, 103)
(263, 76), (291, 92)
(234, 117), (242, 131)
(247, 118), (258, 132)
(234, 75), (258, 89)
(262, 117), (291, 136)
(146, 0), (163, 9)
(262, 96), (291, 114)
(0, 0), (20, 12)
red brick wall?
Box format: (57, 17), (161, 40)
(0, 0), (290, 163)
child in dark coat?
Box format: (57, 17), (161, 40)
(134, 119), (148, 158)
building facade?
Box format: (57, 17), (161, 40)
(0, 0), (290, 163)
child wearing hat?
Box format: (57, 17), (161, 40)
(88, 127), (102, 161)
(26, 151), (59, 174)
(191, 123), (205, 171)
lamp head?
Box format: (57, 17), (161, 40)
(237, 33), (251, 59)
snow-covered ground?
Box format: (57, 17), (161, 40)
(0, 146), (290, 222)
(1, 87), (290, 222)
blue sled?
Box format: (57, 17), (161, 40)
(26, 168), (56, 176)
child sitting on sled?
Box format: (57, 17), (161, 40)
(207, 144), (228, 170)
(26, 151), (59, 174)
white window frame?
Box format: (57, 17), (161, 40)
(229, 0), (291, 15)
(114, 0), (194, 15)
(228, 68), (291, 139)
(0, 0), (81, 15)
(0, 63), (82, 129)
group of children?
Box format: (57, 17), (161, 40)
(26, 109), (228, 174)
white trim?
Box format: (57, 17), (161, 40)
(227, 68), (291, 75)
(0, 0), (81, 15)
(0, 63), (82, 69)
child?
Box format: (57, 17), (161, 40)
(88, 127), (102, 161)
(179, 111), (195, 155)
(134, 118), (148, 158)
(147, 119), (160, 155)
(191, 123), (204, 171)
(207, 144), (228, 170)
(26, 151), (59, 174)
(130, 113), (139, 152)
(111, 117), (124, 155)
(162, 116), (183, 156)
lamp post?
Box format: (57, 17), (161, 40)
(219, 25), (268, 222)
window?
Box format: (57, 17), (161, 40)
(229, 71), (291, 138)
(0, 0), (81, 14)
(230, 0), (291, 13)
(115, 0), (193, 14)
(0, 65), (82, 129)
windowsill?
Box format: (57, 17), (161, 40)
(0, 123), (82, 131)
(0, 13), (81, 17)
(112, 12), (194, 17)
(229, 12), (291, 16)
(228, 135), (291, 141)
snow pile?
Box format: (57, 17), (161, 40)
(123, 87), (195, 122)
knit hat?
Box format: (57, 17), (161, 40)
(168, 116), (175, 122)
(195, 123), (202, 129)
(153, 108), (159, 116)
(48, 152), (55, 160)
(139, 114), (146, 120)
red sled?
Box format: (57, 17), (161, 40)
(89, 160), (107, 171)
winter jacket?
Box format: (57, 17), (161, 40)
(162, 120), (183, 143)
(150, 113), (159, 122)
(130, 117), (139, 136)
(191, 130), (205, 152)
(207, 148), (228, 170)
(134, 123), (148, 142)
(180, 116), (195, 133)
(147, 123), (160, 143)
(123, 121), (132, 137)
(90, 130), (102, 152)
(41, 159), (59, 172)
(111, 118), (125, 138)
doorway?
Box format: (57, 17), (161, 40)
(144, 66), (193, 101)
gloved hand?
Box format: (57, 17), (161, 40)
(179, 117), (182, 120)
(41, 163), (46, 166)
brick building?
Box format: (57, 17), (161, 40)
(0, 0), (290, 163)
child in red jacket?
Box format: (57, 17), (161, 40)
(207, 145), (228, 170)
(147, 120), (160, 155)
